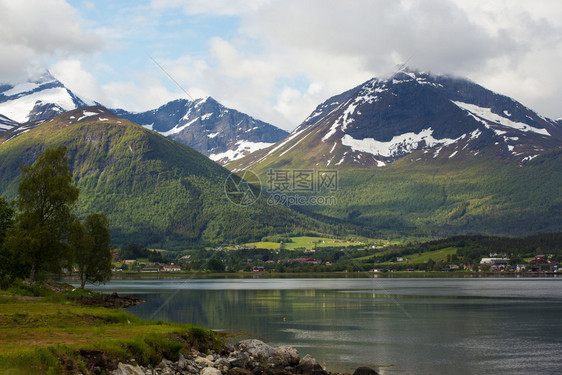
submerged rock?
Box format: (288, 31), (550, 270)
(294, 354), (327, 375)
(352, 367), (378, 375)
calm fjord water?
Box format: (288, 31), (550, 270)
(88, 278), (562, 375)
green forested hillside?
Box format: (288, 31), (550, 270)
(235, 146), (562, 236)
(0, 108), (339, 249)
(326, 149), (562, 235)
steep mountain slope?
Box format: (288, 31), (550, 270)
(0, 114), (19, 140)
(0, 114), (18, 131)
(0, 107), (335, 248)
(0, 71), (90, 123)
(229, 69), (562, 236)
(114, 97), (288, 164)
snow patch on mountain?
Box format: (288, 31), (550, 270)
(322, 102), (358, 141)
(354, 80), (387, 105)
(210, 140), (274, 162)
(469, 129), (482, 140)
(77, 110), (101, 122)
(162, 117), (198, 136)
(452, 101), (550, 136)
(2, 82), (41, 96)
(341, 128), (460, 158)
(521, 154), (539, 162)
(0, 87), (77, 123)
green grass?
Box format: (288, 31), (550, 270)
(402, 247), (458, 263)
(0, 297), (222, 374)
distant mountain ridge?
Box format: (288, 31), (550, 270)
(0, 72), (289, 164)
(113, 97), (288, 164)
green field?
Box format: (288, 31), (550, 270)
(402, 247), (458, 263)
(357, 246), (458, 264)
(243, 236), (368, 250)
(240, 241), (280, 249)
(286, 236), (363, 250)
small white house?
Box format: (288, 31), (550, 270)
(161, 265), (181, 272)
(480, 258), (510, 266)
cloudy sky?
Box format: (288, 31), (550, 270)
(1, 0), (561, 130)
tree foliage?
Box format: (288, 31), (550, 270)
(0, 147), (112, 286)
(5, 147), (79, 281)
(206, 258), (225, 272)
(118, 243), (164, 262)
(0, 196), (14, 248)
(72, 213), (112, 288)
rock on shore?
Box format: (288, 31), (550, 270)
(70, 291), (144, 308)
(111, 339), (378, 375)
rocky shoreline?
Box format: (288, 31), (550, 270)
(111, 339), (378, 375)
(69, 291), (144, 308)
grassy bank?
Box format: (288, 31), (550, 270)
(0, 285), (222, 374)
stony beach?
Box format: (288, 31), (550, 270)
(111, 339), (378, 375)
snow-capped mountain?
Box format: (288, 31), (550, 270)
(114, 97), (288, 165)
(227, 69), (561, 236)
(232, 68), (561, 171)
(0, 71), (91, 124)
(0, 73), (288, 163)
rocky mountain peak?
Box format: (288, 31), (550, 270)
(115, 96), (288, 165)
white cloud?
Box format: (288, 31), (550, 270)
(51, 59), (181, 112)
(101, 79), (181, 111)
(232, 0), (562, 121)
(0, 0), (101, 82)
(83, 1), (95, 11)
(51, 59), (104, 104)
(150, 0), (271, 16)
(8, 0), (562, 131)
